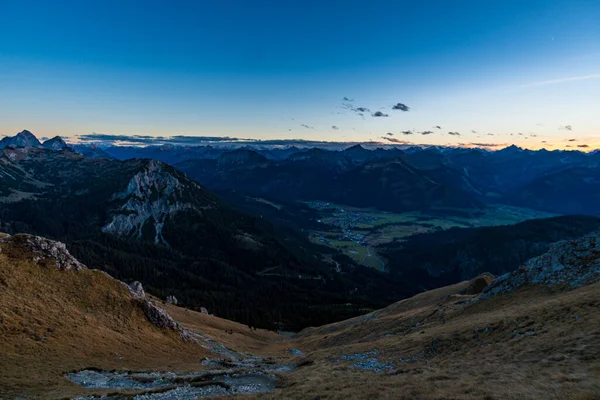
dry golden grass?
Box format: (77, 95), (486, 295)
(0, 240), (283, 399)
(2, 235), (599, 400)
(270, 280), (600, 400)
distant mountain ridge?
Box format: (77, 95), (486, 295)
(0, 130), (71, 151)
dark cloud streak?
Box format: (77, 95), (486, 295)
(392, 103), (410, 111)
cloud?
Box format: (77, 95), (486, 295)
(386, 132), (394, 136)
(487, 133), (494, 136)
(522, 74), (600, 88)
(301, 124), (315, 130)
(381, 137), (410, 144)
(578, 144), (590, 148)
(421, 130), (434, 135)
(392, 103), (410, 111)
(470, 142), (506, 147)
(402, 130), (414, 135)
(567, 138), (577, 142)
(332, 125), (340, 130)
(354, 107), (370, 113)
(541, 140), (547, 143)
(448, 131), (461, 136)
(559, 125), (573, 131)
(434, 126), (442, 129)
(471, 130), (477, 134)
(343, 96), (354, 102)
(372, 111), (389, 117)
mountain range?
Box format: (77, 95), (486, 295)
(4, 130), (600, 330)
(79, 141), (600, 216)
(0, 139), (406, 330)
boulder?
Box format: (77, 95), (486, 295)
(460, 273), (495, 295)
(141, 300), (181, 330)
(166, 295), (178, 305)
(200, 307), (209, 315)
(129, 281), (145, 298)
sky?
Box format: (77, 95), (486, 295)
(0, 0), (599, 150)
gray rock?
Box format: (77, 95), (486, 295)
(0, 233), (85, 271)
(141, 300), (181, 330)
(101, 160), (194, 245)
(482, 231), (600, 298)
(129, 281), (146, 298)
(166, 295), (178, 305)
(200, 307), (209, 315)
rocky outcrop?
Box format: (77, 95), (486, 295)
(141, 299), (182, 330)
(102, 160), (193, 245)
(128, 281), (146, 298)
(482, 232), (600, 298)
(166, 295), (178, 305)
(0, 233), (86, 271)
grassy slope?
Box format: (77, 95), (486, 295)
(281, 280), (600, 400)
(2, 234), (599, 400)
(0, 239), (284, 399)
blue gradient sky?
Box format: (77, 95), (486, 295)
(1, 0), (599, 149)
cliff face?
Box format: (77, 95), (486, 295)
(102, 160), (195, 245)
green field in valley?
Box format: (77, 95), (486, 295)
(305, 201), (556, 272)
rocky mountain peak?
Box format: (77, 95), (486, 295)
(217, 149), (267, 166)
(42, 136), (69, 150)
(1, 130), (42, 149)
(102, 160), (196, 245)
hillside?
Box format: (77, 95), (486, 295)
(282, 230), (600, 399)
(382, 215), (600, 291)
(2, 231), (599, 399)
(0, 233), (295, 399)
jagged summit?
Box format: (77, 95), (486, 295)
(498, 144), (524, 153)
(0, 129), (42, 149)
(344, 144), (366, 152)
(42, 136), (69, 151)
